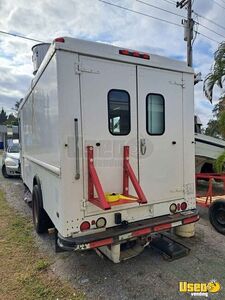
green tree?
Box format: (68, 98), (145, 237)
(203, 42), (225, 102)
(205, 96), (225, 138)
(4, 113), (18, 126)
(0, 108), (7, 125)
(205, 119), (220, 138)
(12, 98), (23, 112)
(204, 42), (225, 138)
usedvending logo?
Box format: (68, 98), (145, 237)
(179, 280), (221, 297)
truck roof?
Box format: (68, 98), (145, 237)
(19, 37), (193, 111)
(55, 37), (193, 74)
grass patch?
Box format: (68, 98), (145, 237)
(0, 190), (84, 300)
(35, 259), (50, 271)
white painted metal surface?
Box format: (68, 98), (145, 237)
(32, 43), (50, 75)
(138, 67), (184, 202)
(79, 56), (138, 216)
(19, 37), (196, 241)
(195, 133), (225, 172)
(195, 133), (225, 159)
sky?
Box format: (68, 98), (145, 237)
(0, 0), (224, 126)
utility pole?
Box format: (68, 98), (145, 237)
(177, 0), (194, 67)
(187, 0), (193, 67)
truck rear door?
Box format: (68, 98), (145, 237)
(137, 67), (184, 203)
(79, 56), (138, 215)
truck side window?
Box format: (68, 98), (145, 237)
(146, 94), (165, 135)
(108, 89), (131, 135)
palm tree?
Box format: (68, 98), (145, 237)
(203, 42), (225, 102)
(204, 42), (225, 172)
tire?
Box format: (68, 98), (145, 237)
(200, 163), (213, 182)
(201, 162), (214, 173)
(2, 165), (9, 178)
(209, 199), (225, 235)
(32, 185), (52, 234)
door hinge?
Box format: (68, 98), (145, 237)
(75, 63), (100, 74)
(169, 81), (185, 88)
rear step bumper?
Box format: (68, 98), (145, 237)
(58, 209), (199, 251)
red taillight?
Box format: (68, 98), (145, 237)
(54, 37), (65, 43)
(174, 202), (187, 211)
(142, 53), (150, 59)
(181, 202), (187, 210)
(80, 221), (90, 232)
(133, 51), (140, 57)
(119, 49), (129, 55)
(119, 49), (150, 60)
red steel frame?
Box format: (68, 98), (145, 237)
(87, 145), (147, 210)
(87, 146), (111, 210)
(196, 173), (225, 207)
(123, 146), (147, 204)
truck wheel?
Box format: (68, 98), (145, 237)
(2, 165), (9, 178)
(209, 199), (225, 235)
(32, 185), (52, 234)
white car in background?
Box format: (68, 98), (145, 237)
(2, 143), (21, 178)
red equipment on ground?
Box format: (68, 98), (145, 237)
(196, 173), (225, 208)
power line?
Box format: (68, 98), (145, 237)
(159, 0), (177, 5)
(192, 14), (199, 46)
(136, 0), (186, 18)
(98, 0), (183, 27)
(196, 31), (220, 44)
(211, 0), (225, 10)
(136, 0), (225, 40)
(197, 22), (225, 39)
(98, 0), (219, 45)
(194, 11), (225, 32)
(0, 30), (45, 43)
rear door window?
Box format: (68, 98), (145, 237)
(108, 89), (131, 135)
(146, 94), (165, 135)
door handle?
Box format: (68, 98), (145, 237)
(74, 118), (80, 180)
(140, 138), (146, 155)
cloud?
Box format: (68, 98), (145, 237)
(0, 0), (224, 126)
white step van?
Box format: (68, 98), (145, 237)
(19, 37), (198, 263)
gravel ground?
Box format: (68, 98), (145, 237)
(1, 157), (225, 300)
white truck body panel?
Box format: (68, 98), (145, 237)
(138, 67), (184, 201)
(19, 37), (196, 241)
